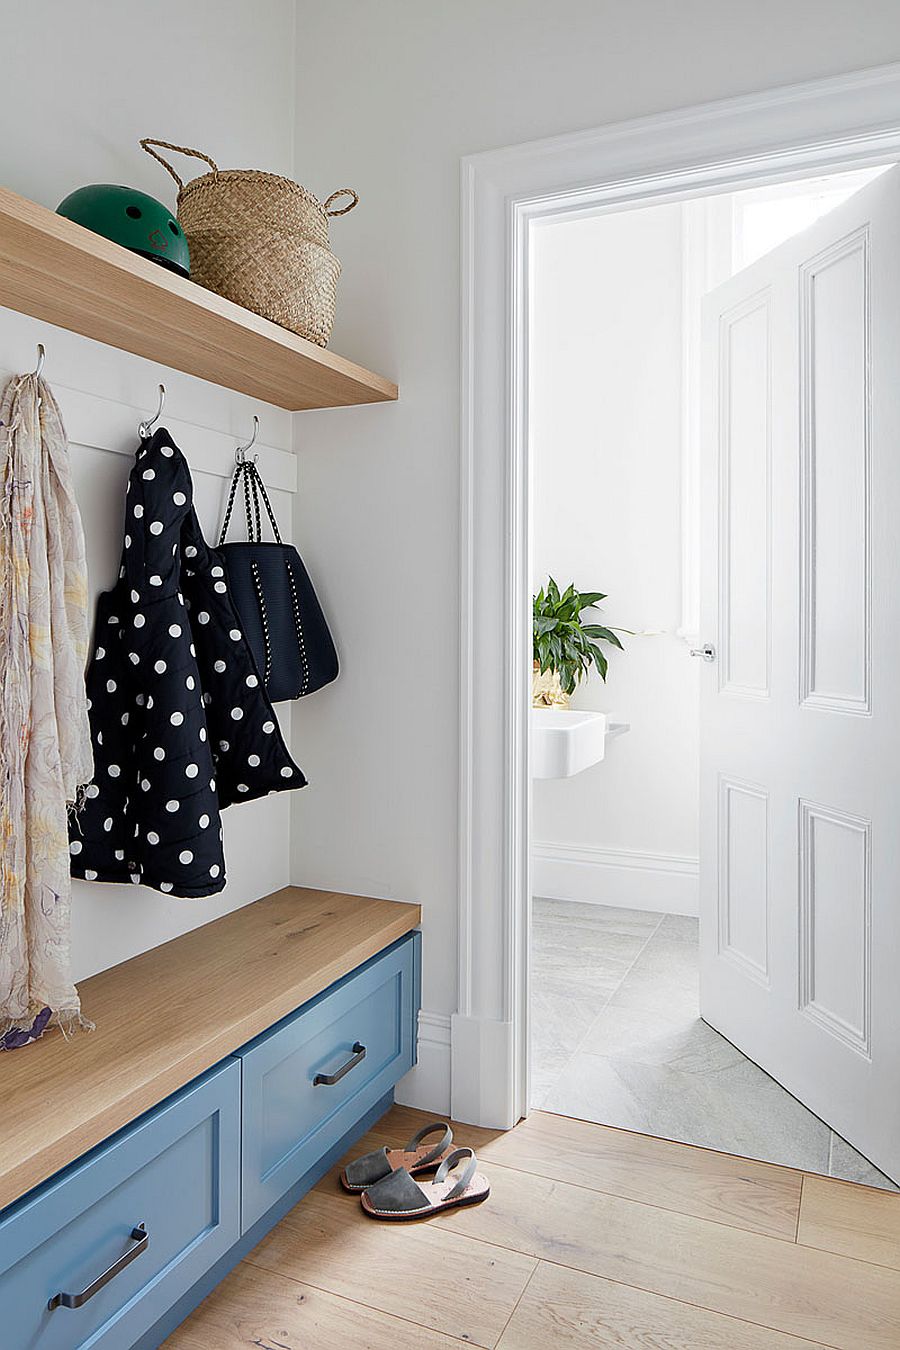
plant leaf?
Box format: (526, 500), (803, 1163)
(591, 646), (609, 681)
(582, 624), (625, 650)
(533, 577), (624, 689)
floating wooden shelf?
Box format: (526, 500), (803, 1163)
(0, 886), (420, 1211)
(0, 187), (398, 412)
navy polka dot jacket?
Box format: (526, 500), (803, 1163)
(69, 428), (306, 898)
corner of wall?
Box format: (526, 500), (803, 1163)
(394, 1009), (452, 1115)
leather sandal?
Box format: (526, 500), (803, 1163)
(340, 1121), (454, 1194)
(360, 1146), (490, 1220)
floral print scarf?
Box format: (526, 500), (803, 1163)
(0, 373), (93, 1047)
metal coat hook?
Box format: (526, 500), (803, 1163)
(235, 415), (259, 464)
(32, 344), (45, 379)
(138, 384), (166, 439)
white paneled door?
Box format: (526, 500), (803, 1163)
(699, 167), (900, 1182)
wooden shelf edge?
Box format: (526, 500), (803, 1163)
(0, 187), (398, 412)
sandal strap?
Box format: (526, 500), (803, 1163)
(434, 1146), (478, 1201)
(405, 1120), (453, 1166)
(363, 1166), (430, 1213)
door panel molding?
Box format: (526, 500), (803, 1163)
(717, 291), (773, 700)
(798, 798), (872, 1059)
(717, 775), (771, 987)
(799, 225), (872, 716)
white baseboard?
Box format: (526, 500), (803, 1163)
(450, 1012), (517, 1128)
(533, 841), (699, 916)
(394, 1010), (451, 1116)
(395, 1009), (519, 1126)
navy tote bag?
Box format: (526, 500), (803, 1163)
(218, 455), (339, 702)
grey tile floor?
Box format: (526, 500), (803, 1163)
(531, 897), (898, 1191)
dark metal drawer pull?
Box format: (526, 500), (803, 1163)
(48, 1223), (149, 1311)
(313, 1041), (366, 1086)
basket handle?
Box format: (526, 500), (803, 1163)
(139, 138), (220, 192)
(324, 188), (359, 217)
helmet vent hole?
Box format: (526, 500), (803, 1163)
(168, 220), (180, 235)
(125, 205), (142, 219)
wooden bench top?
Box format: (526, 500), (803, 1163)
(0, 887), (420, 1211)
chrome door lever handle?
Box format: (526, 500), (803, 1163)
(689, 644), (716, 662)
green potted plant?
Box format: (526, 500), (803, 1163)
(533, 578), (625, 708)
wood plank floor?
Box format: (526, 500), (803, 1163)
(164, 1104), (900, 1349)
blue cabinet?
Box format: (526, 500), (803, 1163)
(0, 1060), (240, 1350)
(239, 933), (420, 1230)
(0, 929), (421, 1350)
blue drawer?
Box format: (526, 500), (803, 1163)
(239, 932), (419, 1230)
(0, 1059), (240, 1350)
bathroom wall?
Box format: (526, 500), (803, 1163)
(531, 203), (701, 914)
(288, 0), (900, 1110)
(0, 0), (299, 979)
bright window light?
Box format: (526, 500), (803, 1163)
(731, 165), (894, 270)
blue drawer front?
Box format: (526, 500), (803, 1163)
(0, 1059), (240, 1350)
(239, 933), (419, 1230)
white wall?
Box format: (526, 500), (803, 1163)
(0, 0), (298, 979)
(288, 0), (900, 1107)
(530, 204), (701, 913)
(5, 0), (900, 1081)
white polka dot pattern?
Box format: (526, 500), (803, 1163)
(68, 427), (305, 898)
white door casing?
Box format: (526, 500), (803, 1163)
(458, 62), (900, 1130)
(699, 169), (900, 1180)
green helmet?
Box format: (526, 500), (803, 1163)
(57, 184), (190, 278)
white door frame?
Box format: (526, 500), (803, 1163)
(454, 62), (900, 1129)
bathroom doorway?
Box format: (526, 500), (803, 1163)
(528, 164), (899, 1190)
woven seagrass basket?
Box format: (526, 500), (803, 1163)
(140, 138), (358, 347)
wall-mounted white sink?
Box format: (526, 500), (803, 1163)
(532, 707), (609, 779)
